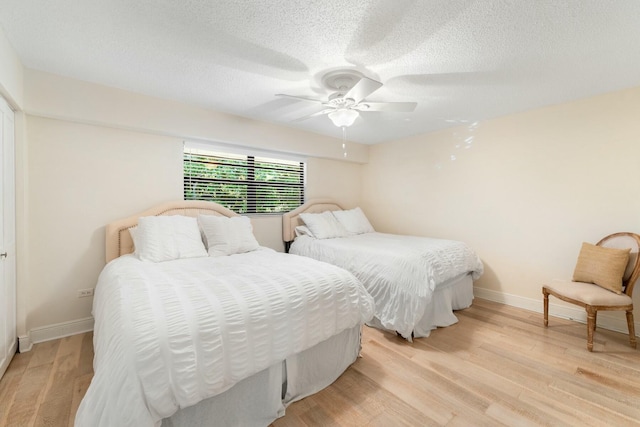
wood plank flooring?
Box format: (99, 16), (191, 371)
(274, 299), (640, 427)
(0, 332), (93, 427)
(1, 299), (639, 426)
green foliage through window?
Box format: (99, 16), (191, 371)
(184, 148), (305, 214)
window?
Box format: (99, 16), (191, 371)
(183, 144), (305, 214)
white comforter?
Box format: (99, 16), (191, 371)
(75, 249), (374, 427)
(290, 233), (483, 340)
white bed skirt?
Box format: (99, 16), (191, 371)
(367, 273), (474, 338)
(161, 362), (284, 427)
(284, 324), (361, 404)
(161, 325), (361, 426)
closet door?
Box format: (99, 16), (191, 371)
(0, 95), (16, 379)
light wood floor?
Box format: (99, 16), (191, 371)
(1, 299), (639, 426)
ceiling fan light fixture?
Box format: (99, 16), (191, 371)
(328, 108), (359, 127)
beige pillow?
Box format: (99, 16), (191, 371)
(572, 242), (630, 294)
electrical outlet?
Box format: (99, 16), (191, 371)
(77, 288), (94, 298)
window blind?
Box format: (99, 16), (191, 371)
(184, 146), (305, 214)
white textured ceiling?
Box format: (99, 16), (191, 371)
(1, 0), (640, 144)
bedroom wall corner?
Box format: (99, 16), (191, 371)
(0, 29), (27, 347)
(20, 118), (366, 341)
(360, 85), (640, 332)
(14, 111), (29, 341)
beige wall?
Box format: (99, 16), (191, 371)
(26, 117), (182, 329)
(23, 115), (362, 332)
(18, 69), (365, 338)
(361, 86), (640, 329)
(306, 157), (362, 208)
(24, 69), (368, 164)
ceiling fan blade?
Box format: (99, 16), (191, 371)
(344, 1), (471, 68)
(355, 102), (417, 112)
(292, 108), (334, 122)
(385, 72), (503, 95)
(275, 94), (326, 104)
(344, 77), (383, 104)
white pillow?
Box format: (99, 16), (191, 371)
(299, 211), (348, 239)
(135, 216), (208, 262)
(129, 226), (139, 248)
(294, 225), (314, 238)
(332, 207), (375, 235)
(198, 215), (260, 257)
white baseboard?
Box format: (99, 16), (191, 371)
(15, 288), (638, 353)
(18, 335), (32, 353)
(1, 337), (18, 378)
(474, 287), (639, 337)
(18, 317), (94, 353)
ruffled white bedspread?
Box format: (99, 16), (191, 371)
(75, 249), (374, 427)
(290, 233), (483, 340)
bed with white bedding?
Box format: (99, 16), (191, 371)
(75, 201), (374, 427)
(283, 199), (483, 340)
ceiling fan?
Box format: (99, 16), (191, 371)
(276, 70), (417, 127)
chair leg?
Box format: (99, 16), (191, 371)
(626, 310), (637, 349)
(542, 288), (549, 327)
(586, 306), (596, 352)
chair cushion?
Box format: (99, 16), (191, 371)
(545, 280), (633, 306)
(572, 242), (630, 294)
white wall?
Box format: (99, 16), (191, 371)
(0, 27), (30, 344)
(18, 72), (367, 342)
(361, 86), (640, 331)
(0, 26), (23, 108)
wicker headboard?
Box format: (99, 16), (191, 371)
(105, 200), (238, 263)
(282, 199), (343, 244)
